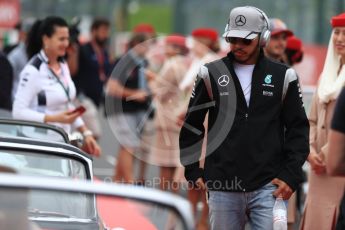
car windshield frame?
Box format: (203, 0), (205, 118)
(0, 119), (69, 143)
(0, 174), (194, 230)
(0, 138), (93, 180)
(0, 149), (88, 179)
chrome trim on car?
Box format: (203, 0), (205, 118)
(0, 119), (69, 143)
(30, 217), (95, 223)
(0, 141), (93, 179)
(0, 174), (194, 230)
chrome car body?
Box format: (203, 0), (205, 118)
(0, 174), (194, 230)
(0, 137), (93, 180)
(0, 118), (69, 143)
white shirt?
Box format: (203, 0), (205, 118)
(12, 50), (84, 134)
(233, 63), (255, 107)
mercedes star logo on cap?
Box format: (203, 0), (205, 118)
(218, 75), (230, 87)
(235, 15), (246, 26)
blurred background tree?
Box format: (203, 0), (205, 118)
(18, 0), (345, 44)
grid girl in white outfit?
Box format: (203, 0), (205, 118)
(12, 16), (100, 156)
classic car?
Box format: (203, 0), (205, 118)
(0, 136), (92, 180)
(0, 174), (194, 230)
(0, 118), (70, 143)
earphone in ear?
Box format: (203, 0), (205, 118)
(250, 7), (271, 47)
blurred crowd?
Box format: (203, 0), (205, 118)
(1, 8), (345, 230)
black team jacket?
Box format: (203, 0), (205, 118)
(179, 50), (309, 192)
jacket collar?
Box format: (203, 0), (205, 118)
(38, 49), (65, 64)
(223, 48), (267, 110)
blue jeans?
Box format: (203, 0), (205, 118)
(208, 182), (280, 230)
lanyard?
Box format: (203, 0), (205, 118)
(47, 67), (71, 102)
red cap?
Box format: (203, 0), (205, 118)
(133, 23), (156, 34)
(331, 13), (345, 28)
(191, 28), (218, 42)
(286, 36), (303, 51)
(269, 18), (293, 37)
(165, 34), (186, 48)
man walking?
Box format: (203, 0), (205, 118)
(75, 18), (112, 107)
(179, 6), (309, 230)
(73, 18), (112, 139)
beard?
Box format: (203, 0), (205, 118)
(233, 47), (259, 64)
(95, 37), (108, 47)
